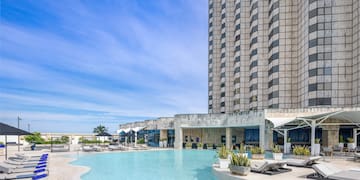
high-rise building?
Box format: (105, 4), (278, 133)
(208, 0), (360, 113)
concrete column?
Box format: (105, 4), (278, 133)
(259, 125), (265, 149)
(134, 132), (138, 147)
(160, 129), (168, 147)
(321, 125), (339, 148)
(284, 130), (288, 153)
(264, 125), (273, 150)
(311, 121), (316, 156)
(174, 128), (183, 149)
(226, 128), (231, 149)
(354, 129), (358, 147)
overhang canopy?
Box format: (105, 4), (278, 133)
(267, 110), (360, 130)
(117, 127), (145, 134)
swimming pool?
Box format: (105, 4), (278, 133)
(71, 150), (217, 180)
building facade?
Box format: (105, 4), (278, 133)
(208, 0), (360, 113)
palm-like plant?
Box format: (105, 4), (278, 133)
(93, 125), (108, 134)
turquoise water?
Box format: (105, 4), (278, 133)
(71, 150), (217, 180)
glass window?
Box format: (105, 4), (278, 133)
(221, 92), (225, 97)
(221, 83), (225, 87)
(269, 14), (279, 28)
(250, 49), (258, 58)
(221, 53), (225, 58)
(309, 68), (317, 77)
(222, 3), (226, 9)
(235, 45), (240, 52)
(221, 33), (226, 39)
(250, 84), (258, 91)
(250, 25), (258, 36)
(268, 26), (279, 40)
(220, 62), (225, 67)
(235, 56), (240, 63)
(268, 52), (279, 64)
(250, 2), (258, 15)
(236, 24), (240, 30)
(250, 72), (258, 80)
(250, 13), (258, 25)
(309, 53), (317, 63)
(309, 9), (318, 19)
(220, 72), (225, 78)
(221, 13), (226, 19)
(268, 65), (279, 76)
(234, 67), (240, 74)
(235, 35), (240, 41)
(309, 38), (317, 48)
(236, 13), (241, 20)
(324, 67), (332, 75)
(309, 23), (317, 33)
(268, 40), (279, 52)
(220, 102), (225, 107)
(249, 37), (258, 48)
(235, 3), (241, 9)
(234, 77), (240, 84)
(209, 96), (212, 100)
(250, 60), (258, 70)
(309, 83), (317, 92)
(221, 23), (226, 29)
(221, 43), (226, 48)
(268, 1), (279, 16)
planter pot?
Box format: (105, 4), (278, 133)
(238, 153), (248, 158)
(159, 141), (163, 147)
(251, 154), (265, 160)
(163, 141), (167, 148)
(338, 143), (344, 149)
(348, 143), (356, 150)
(313, 144), (321, 156)
(229, 164), (250, 176)
(285, 143), (292, 154)
(272, 153), (283, 160)
(218, 158), (230, 169)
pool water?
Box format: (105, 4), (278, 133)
(71, 150), (217, 180)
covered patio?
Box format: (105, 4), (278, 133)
(266, 108), (360, 155)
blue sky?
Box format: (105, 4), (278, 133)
(0, 0), (208, 133)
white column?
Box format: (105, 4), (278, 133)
(311, 121), (316, 156)
(284, 130), (288, 153)
(259, 125), (265, 149)
(354, 129), (358, 147)
(134, 132), (138, 147)
(226, 128), (232, 149)
(174, 127), (183, 149)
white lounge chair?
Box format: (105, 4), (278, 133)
(0, 171), (48, 179)
(286, 156), (321, 167)
(0, 162), (46, 174)
(354, 152), (360, 161)
(250, 160), (291, 175)
(108, 145), (123, 151)
(82, 146), (95, 152)
(309, 163), (360, 180)
(3, 159), (45, 166)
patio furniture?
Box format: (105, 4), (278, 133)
(355, 152), (360, 161)
(308, 163), (360, 180)
(322, 147), (333, 157)
(0, 162), (46, 174)
(250, 160), (291, 175)
(82, 146), (95, 152)
(286, 156), (321, 167)
(0, 171), (48, 179)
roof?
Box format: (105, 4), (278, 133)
(0, 122), (32, 135)
(266, 110), (360, 130)
(95, 132), (112, 136)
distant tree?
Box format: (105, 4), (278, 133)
(93, 125), (108, 134)
(60, 136), (70, 143)
(24, 132), (45, 144)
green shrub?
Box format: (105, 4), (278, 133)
(24, 132), (45, 144)
(272, 145), (282, 153)
(137, 138), (145, 144)
(0, 141), (4, 145)
(339, 135), (344, 143)
(250, 146), (264, 154)
(315, 138), (320, 144)
(185, 143), (192, 148)
(230, 152), (250, 167)
(239, 143), (246, 153)
(347, 137), (354, 143)
(198, 143), (203, 148)
(292, 146), (310, 156)
(218, 145), (229, 159)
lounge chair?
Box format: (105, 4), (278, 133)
(250, 160), (291, 175)
(354, 152), (360, 161)
(92, 145), (102, 152)
(286, 156), (321, 167)
(4, 159), (46, 166)
(308, 163), (360, 180)
(0, 162), (47, 174)
(82, 146), (95, 152)
(0, 172), (48, 180)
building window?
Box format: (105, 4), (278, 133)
(221, 13), (226, 19)
(250, 60), (258, 70)
(309, 52), (332, 63)
(268, 1), (279, 16)
(221, 33), (226, 39)
(269, 14), (279, 28)
(233, 99), (240, 105)
(250, 2), (258, 15)
(250, 72), (258, 80)
(209, 77), (213, 82)
(221, 62), (226, 68)
(268, 40), (279, 52)
(268, 65), (279, 76)
(209, 31), (213, 36)
(221, 83), (225, 88)
(209, 13), (213, 18)
(309, 98), (332, 106)
(234, 77), (240, 84)
(209, 68), (212, 73)
(250, 25), (258, 36)
(221, 3), (226, 9)
(249, 37), (258, 48)
(221, 23), (226, 29)
(221, 43), (226, 48)
(235, 56), (240, 63)
(221, 102), (225, 107)
(249, 95), (257, 103)
(235, 24), (240, 31)
(268, 52), (279, 64)
(209, 96), (212, 100)
(250, 13), (258, 25)
(235, 13), (241, 20)
(220, 72), (225, 78)
(268, 91), (279, 99)
(250, 84), (258, 91)
(308, 82), (332, 92)
(209, 50), (213, 55)
(235, 35), (240, 41)
(221, 53), (226, 59)
(209, 104), (212, 109)
(268, 104), (279, 109)
(268, 78), (279, 88)
(221, 92), (225, 97)
(236, 2), (241, 9)
(308, 67), (332, 77)
(209, 59), (212, 64)
(268, 26), (279, 40)
(234, 67), (240, 74)
(235, 45), (240, 52)
(250, 49), (258, 58)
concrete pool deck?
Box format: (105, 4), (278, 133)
(1, 146), (360, 180)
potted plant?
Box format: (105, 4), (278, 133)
(238, 143), (248, 158)
(159, 138), (167, 148)
(314, 138), (321, 155)
(229, 152), (251, 176)
(347, 137), (356, 150)
(185, 143), (192, 149)
(198, 143), (203, 150)
(339, 135), (344, 149)
(250, 146), (265, 159)
(292, 146), (310, 159)
(0, 141), (4, 148)
(272, 145), (283, 160)
(217, 146), (230, 169)
(285, 137), (292, 153)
